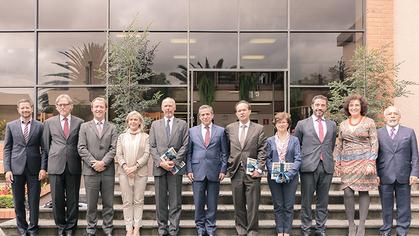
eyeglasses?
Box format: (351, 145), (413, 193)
(56, 103), (70, 107)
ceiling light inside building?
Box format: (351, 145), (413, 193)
(242, 55), (265, 60)
(170, 38), (197, 44)
(173, 55), (195, 59)
(249, 38), (276, 44)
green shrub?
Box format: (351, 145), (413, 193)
(0, 195), (14, 208)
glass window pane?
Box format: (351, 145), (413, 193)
(190, 0), (238, 30)
(240, 0), (287, 30)
(0, 0), (34, 29)
(290, 87), (330, 129)
(240, 33), (287, 69)
(0, 89), (35, 139)
(190, 33), (238, 69)
(39, 0), (107, 29)
(291, 0), (364, 30)
(111, 0), (187, 30)
(37, 87), (105, 122)
(290, 33), (363, 85)
(0, 33), (35, 86)
(38, 33), (107, 85)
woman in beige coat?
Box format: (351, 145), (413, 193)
(116, 111), (150, 236)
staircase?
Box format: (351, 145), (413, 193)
(1, 176), (419, 235)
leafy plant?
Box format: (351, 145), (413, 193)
(104, 20), (163, 132)
(328, 46), (417, 126)
(239, 73), (258, 101)
(0, 119), (6, 140)
(0, 195), (13, 208)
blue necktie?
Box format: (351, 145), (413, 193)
(166, 119), (171, 140)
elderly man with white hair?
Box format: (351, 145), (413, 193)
(376, 105), (419, 236)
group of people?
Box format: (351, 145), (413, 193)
(2, 93), (418, 236)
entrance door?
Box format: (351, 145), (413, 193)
(190, 70), (286, 137)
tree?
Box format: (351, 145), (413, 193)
(105, 21), (163, 131)
(328, 46), (417, 126)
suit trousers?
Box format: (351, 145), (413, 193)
(155, 173), (182, 236)
(84, 174), (115, 234)
(192, 178), (220, 235)
(11, 166), (40, 234)
(231, 168), (261, 236)
(119, 174), (148, 230)
(49, 165), (81, 232)
(379, 182), (411, 235)
(267, 174), (299, 233)
(300, 161), (332, 234)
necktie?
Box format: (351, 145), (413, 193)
(390, 128), (396, 139)
(23, 121), (30, 143)
(166, 119), (171, 140)
(317, 118), (324, 160)
(63, 117), (69, 139)
(97, 121), (103, 136)
(239, 125), (247, 148)
(204, 126), (210, 147)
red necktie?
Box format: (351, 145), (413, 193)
(23, 121), (30, 143)
(204, 126), (210, 147)
(317, 118), (324, 160)
(63, 117), (70, 139)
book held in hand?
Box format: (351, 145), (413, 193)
(160, 147), (185, 175)
(271, 161), (293, 180)
(246, 157), (259, 175)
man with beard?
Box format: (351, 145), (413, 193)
(293, 95), (337, 236)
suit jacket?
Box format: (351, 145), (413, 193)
(3, 119), (47, 175)
(116, 132), (150, 177)
(265, 135), (301, 179)
(186, 124), (229, 182)
(293, 117), (337, 174)
(77, 120), (118, 176)
(149, 117), (189, 176)
(43, 115), (84, 175)
(225, 121), (267, 178)
(377, 125), (419, 184)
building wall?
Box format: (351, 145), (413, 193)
(394, 0), (419, 133)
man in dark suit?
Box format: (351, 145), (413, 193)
(293, 95), (337, 236)
(377, 106), (419, 236)
(225, 100), (267, 236)
(149, 97), (189, 236)
(187, 105), (228, 236)
(78, 97), (118, 236)
(43, 94), (84, 236)
(3, 99), (47, 236)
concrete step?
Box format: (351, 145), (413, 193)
(38, 203), (419, 221)
(2, 218), (419, 236)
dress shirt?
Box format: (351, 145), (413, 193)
(238, 120), (251, 142)
(311, 114), (327, 137)
(20, 117), (32, 134)
(201, 123), (212, 141)
(386, 124), (399, 137)
(59, 114), (71, 130)
(164, 116), (174, 132)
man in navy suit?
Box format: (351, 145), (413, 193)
(187, 105), (228, 236)
(3, 99), (47, 236)
(377, 106), (419, 236)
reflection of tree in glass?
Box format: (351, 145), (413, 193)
(239, 73), (258, 101)
(329, 58), (350, 82)
(169, 65), (188, 84)
(192, 58), (223, 106)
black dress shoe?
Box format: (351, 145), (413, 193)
(104, 233), (112, 236)
(64, 230), (73, 236)
(28, 232), (38, 236)
(315, 232), (327, 236)
(302, 232), (310, 236)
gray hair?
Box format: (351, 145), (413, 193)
(198, 105), (214, 116)
(383, 105), (401, 117)
(55, 94), (73, 105)
(125, 110), (144, 131)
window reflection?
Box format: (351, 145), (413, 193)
(290, 33), (362, 85)
(240, 0), (287, 30)
(38, 33), (106, 85)
(39, 0), (107, 29)
(190, 0), (238, 30)
(37, 87), (105, 122)
(110, 0), (187, 30)
(291, 0), (363, 30)
(240, 33), (287, 69)
(289, 87), (330, 129)
(0, 33), (35, 86)
(0, 0), (34, 29)
(190, 33), (238, 69)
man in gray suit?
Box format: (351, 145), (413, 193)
(377, 106), (419, 236)
(187, 105), (228, 236)
(293, 95), (337, 236)
(3, 99), (47, 236)
(225, 100), (267, 236)
(149, 97), (189, 236)
(43, 94), (84, 236)
(78, 97), (118, 236)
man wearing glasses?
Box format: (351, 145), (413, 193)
(43, 94), (84, 236)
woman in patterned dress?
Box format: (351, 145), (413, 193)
(334, 94), (379, 236)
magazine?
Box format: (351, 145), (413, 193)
(160, 147), (186, 175)
(246, 157), (259, 175)
(271, 161), (293, 180)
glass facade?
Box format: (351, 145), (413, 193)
(0, 0), (364, 137)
